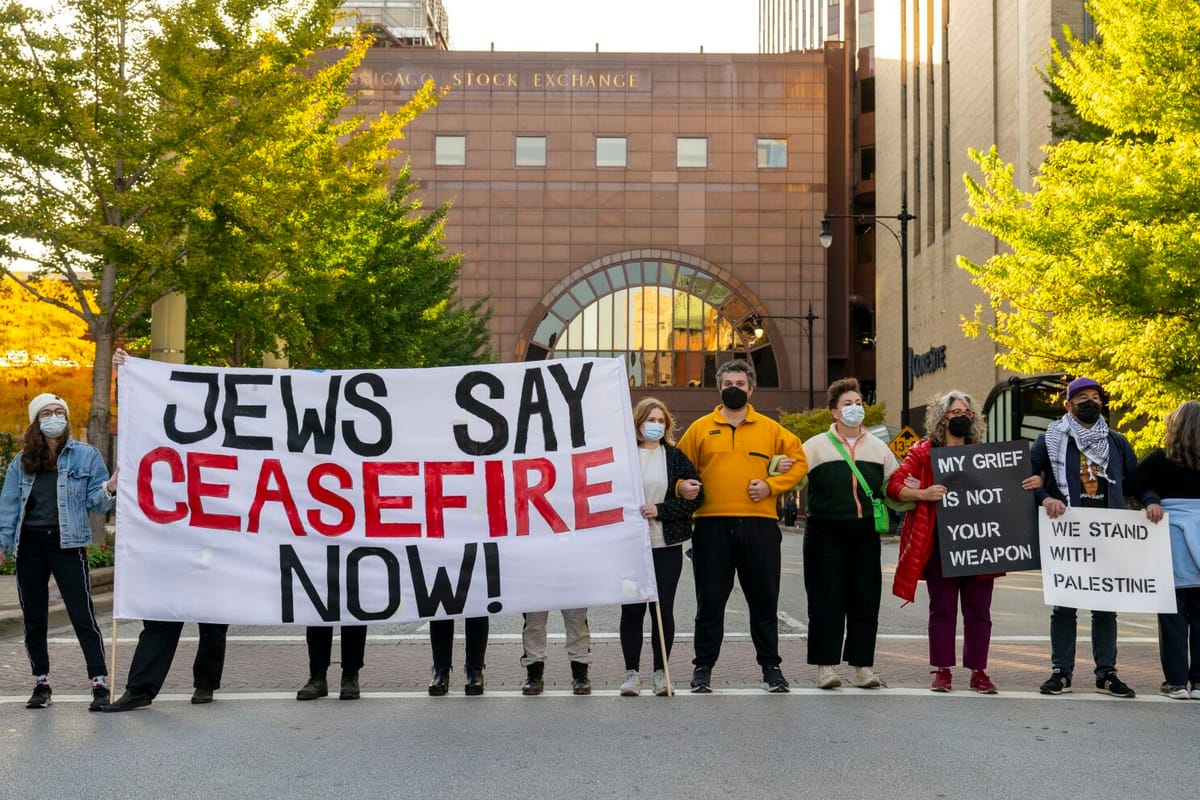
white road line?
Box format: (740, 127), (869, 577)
(44, 633), (1162, 644)
(776, 610), (808, 631)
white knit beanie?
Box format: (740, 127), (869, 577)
(28, 393), (69, 424)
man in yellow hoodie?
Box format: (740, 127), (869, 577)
(677, 359), (807, 692)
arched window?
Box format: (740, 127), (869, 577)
(524, 259), (779, 388)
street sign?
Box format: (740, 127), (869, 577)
(888, 426), (921, 460)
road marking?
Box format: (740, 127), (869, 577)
(777, 610), (807, 631)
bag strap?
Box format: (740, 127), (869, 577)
(825, 430), (875, 500)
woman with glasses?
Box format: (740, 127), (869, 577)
(887, 390), (1038, 693)
(0, 393), (116, 711)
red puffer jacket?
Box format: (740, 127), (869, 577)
(887, 440), (937, 604)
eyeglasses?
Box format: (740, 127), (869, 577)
(946, 408), (974, 419)
(37, 409), (67, 420)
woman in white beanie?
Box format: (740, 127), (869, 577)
(0, 392), (116, 710)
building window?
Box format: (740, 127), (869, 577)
(757, 138), (788, 168)
(596, 136), (627, 167)
(860, 146), (876, 182)
(860, 77), (875, 113)
(525, 260), (779, 388)
(435, 135), (465, 166)
(676, 137), (707, 168)
(515, 136), (546, 166)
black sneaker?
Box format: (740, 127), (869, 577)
(1039, 671), (1071, 695)
(1096, 673), (1135, 698)
(690, 665), (712, 693)
(26, 683), (52, 709)
(89, 684), (110, 711)
(102, 691), (152, 712)
(763, 666), (790, 693)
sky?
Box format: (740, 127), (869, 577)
(442, 0), (759, 54)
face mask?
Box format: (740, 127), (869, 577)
(838, 404), (865, 427)
(39, 416), (68, 438)
(641, 422), (665, 441)
(1073, 400), (1102, 425)
(947, 415), (973, 438)
(721, 386), (748, 410)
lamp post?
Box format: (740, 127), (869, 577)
(751, 305), (821, 409)
(819, 197), (916, 427)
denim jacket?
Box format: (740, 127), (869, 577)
(0, 439), (114, 556)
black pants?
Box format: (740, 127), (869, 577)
(429, 617), (489, 671)
(803, 516), (882, 667)
(621, 545), (683, 671)
(305, 626), (367, 675)
(692, 517), (782, 668)
(16, 527), (106, 679)
(126, 621), (229, 698)
(1159, 587), (1200, 687)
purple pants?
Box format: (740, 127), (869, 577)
(924, 552), (995, 670)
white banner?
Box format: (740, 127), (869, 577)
(1038, 507), (1175, 613)
(113, 357), (655, 625)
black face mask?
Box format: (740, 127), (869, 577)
(1073, 400), (1102, 425)
(947, 415), (973, 438)
(721, 386), (748, 410)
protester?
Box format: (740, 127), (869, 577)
(799, 378), (897, 690)
(676, 359), (806, 693)
(888, 390), (1040, 693)
(0, 392), (116, 710)
(619, 397), (701, 697)
(295, 626), (368, 700)
(428, 617), (489, 696)
(1130, 400), (1200, 700)
(1032, 377), (1154, 698)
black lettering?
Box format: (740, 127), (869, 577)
(279, 544), (339, 623)
(453, 371), (508, 456)
(164, 371), (219, 444)
(222, 373), (274, 450)
(346, 547), (402, 620)
(547, 362), (592, 449)
(515, 369), (555, 454)
(406, 543), (478, 617)
(282, 375), (342, 454)
(341, 373), (392, 457)
(483, 541), (502, 613)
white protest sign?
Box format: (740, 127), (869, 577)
(1038, 507), (1175, 612)
(113, 357), (655, 625)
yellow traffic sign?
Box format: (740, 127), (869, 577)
(889, 426), (921, 460)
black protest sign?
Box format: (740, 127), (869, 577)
(931, 441), (1039, 577)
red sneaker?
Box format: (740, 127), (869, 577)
(930, 668), (952, 693)
(970, 670), (998, 694)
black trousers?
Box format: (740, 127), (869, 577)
(691, 517), (782, 669)
(620, 545), (683, 671)
(305, 626), (367, 675)
(803, 516), (882, 667)
(1159, 587), (1200, 687)
(429, 617), (489, 671)
(16, 527), (106, 679)
(125, 620), (229, 698)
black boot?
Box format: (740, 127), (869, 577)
(521, 662), (545, 696)
(465, 666), (485, 696)
(296, 672), (328, 701)
(571, 661), (591, 695)
(428, 667), (451, 697)
(339, 670), (360, 700)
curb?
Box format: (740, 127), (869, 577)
(0, 567), (114, 639)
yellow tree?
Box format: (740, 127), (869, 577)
(0, 278), (94, 435)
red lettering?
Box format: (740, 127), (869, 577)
(137, 447), (186, 524)
(424, 461), (473, 538)
(247, 459), (304, 535)
(485, 460), (508, 537)
(363, 461), (421, 537)
(186, 452), (242, 531)
(513, 458), (568, 535)
(307, 463), (355, 536)
(572, 447), (623, 530)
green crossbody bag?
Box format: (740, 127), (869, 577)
(826, 431), (890, 533)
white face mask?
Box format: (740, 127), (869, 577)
(641, 422), (666, 441)
(838, 404), (866, 428)
(39, 416), (68, 438)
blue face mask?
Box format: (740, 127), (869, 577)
(39, 416), (68, 438)
(839, 404), (866, 428)
(641, 422), (666, 441)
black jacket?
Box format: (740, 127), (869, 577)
(654, 444), (702, 545)
(1031, 428), (1151, 508)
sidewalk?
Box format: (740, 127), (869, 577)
(0, 568), (114, 639)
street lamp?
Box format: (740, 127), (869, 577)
(750, 304), (821, 409)
(819, 198), (916, 426)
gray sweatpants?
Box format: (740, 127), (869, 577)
(520, 608), (591, 666)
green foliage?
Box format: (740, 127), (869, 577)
(0, 432), (17, 475)
(779, 403), (887, 443)
(960, 0), (1200, 451)
(0, 543), (113, 575)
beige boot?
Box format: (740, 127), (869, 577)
(816, 665), (842, 689)
(853, 666), (882, 688)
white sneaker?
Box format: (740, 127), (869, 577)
(1161, 683), (1190, 700)
(1192, 684), (1200, 700)
(652, 669), (669, 696)
(816, 665), (842, 689)
(853, 666), (882, 689)
(620, 670), (640, 696)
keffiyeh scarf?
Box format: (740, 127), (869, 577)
(1044, 413), (1111, 506)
